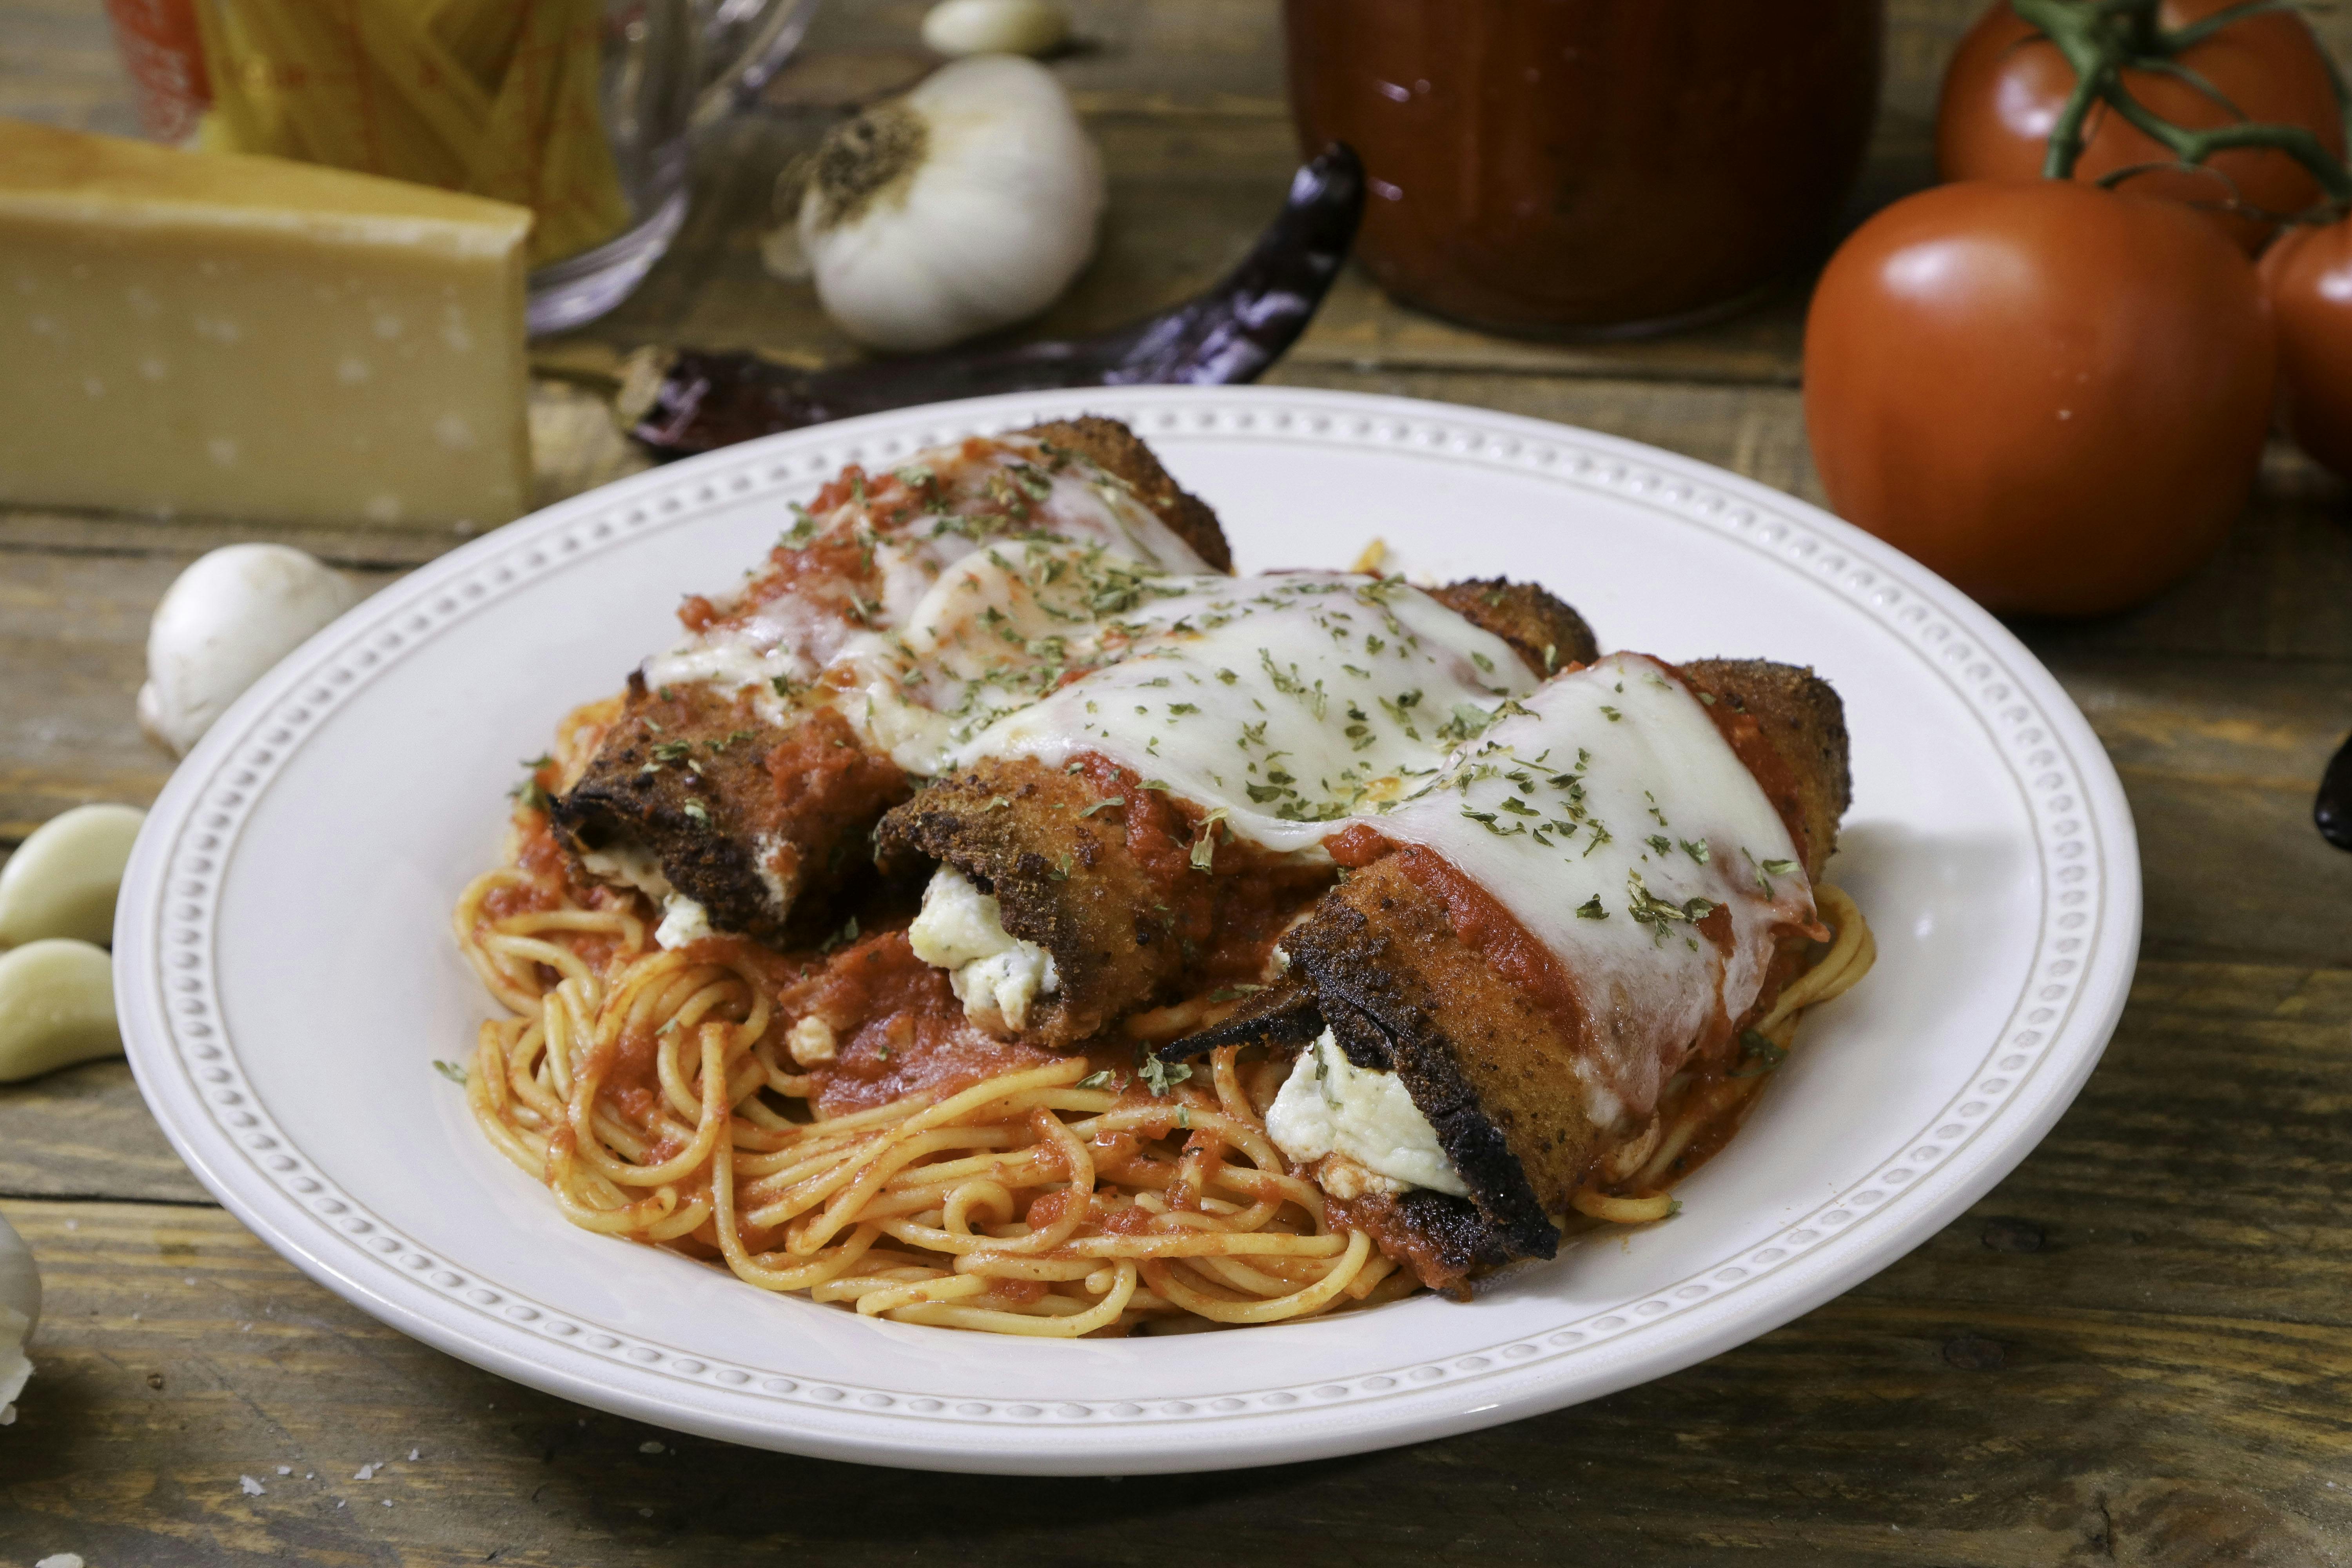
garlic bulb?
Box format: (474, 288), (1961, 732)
(138, 544), (359, 757)
(798, 54), (1105, 353)
(922, 0), (1070, 57)
(0, 1210), (35, 1426)
(0, 803), (145, 949)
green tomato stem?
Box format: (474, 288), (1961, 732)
(2008, 0), (2352, 209)
(2158, 0), (2295, 55)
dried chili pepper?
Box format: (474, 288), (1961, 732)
(629, 143), (1364, 458)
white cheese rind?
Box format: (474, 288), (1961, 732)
(1264, 1029), (1468, 1197)
(907, 866), (1062, 1032)
(1372, 653), (1815, 1124)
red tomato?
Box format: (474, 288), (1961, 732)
(2262, 218), (2352, 480)
(1937, 0), (2345, 252)
(1804, 180), (2274, 616)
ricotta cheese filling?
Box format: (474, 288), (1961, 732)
(578, 838), (671, 901)
(907, 866), (1062, 1033)
(586, 840), (713, 951)
(1264, 1029), (1468, 1197)
(654, 893), (714, 950)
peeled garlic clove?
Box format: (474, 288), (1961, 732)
(0, 939), (120, 1084)
(0, 803), (145, 949)
(799, 55), (1105, 353)
(0, 1210), (36, 1425)
(139, 544), (359, 757)
(922, 0), (1069, 56)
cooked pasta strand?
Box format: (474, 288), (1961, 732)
(456, 816), (1872, 1338)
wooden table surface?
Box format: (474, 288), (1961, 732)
(9, 2), (2352, 1563)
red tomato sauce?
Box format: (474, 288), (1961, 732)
(763, 706), (910, 857)
(1376, 836), (1587, 1031)
(784, 929), (1058, 1118)
(1067, 751), (1339, 988)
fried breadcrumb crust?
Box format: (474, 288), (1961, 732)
(1024, 416), (1232, 573)
(1679, 659), (1850, 878)
(550, 417), (1232, 943)
(1424, 577), (1600, 677)
(875, 756), (1199, 1049)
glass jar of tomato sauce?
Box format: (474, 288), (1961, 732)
(1286, 0), (1884, 338)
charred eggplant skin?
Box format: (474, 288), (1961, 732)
(631, 145), (1366, 457)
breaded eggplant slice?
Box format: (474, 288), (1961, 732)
(550, 416), (1230, 943)
(1025, 416), (1232, 573)
(550, 675), (911, 947)
(1425, 577), (1599, 677)
(876, 575), (1599, 1042)
(1681, 657), (1850, 876)
(874, 755), (1219, 1049)
(1165, 659), (1852, 1288)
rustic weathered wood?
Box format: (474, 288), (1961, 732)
(10, 982), (2352, 1568)
(0, 1060), (206, 1204)
(9, 0), (2352, 1562)
(0, 554), (406, 841)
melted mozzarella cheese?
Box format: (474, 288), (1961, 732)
(579, 838), (672, 898)
(1264, 1029), (1467, 1196)
(617, 435), (1543, 855)
(951, 571), (1534, 852)
(640, 439), (1211, 725)
(1372, 653), (1814, 1125)
(907, 866), (1061, 1032)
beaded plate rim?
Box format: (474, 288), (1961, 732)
(116, 385), (2139, 1474)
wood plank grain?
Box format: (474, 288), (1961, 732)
(0, 553), (404, 840)
(2, 1189), (2346, 1567)
(0, 1061), (209, 1204)
(2033, 655), (2352, 967)
(1854, 961), (2352, 1327)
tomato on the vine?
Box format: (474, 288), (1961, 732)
(2261, 217), (2352, 481)
(1804, 179), (2274, 616)
(1937, 0), (2344, 251)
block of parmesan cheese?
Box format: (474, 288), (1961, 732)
(0, 118), (534, 528)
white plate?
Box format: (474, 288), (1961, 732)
(116, 387), (2139, 1475)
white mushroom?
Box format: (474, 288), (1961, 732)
(0, 940), (119, 1084)
(921, 0), (1070, 57)
(0, 803), (145, 948)
(0, 1210), (36, 1426)
(138, 544), (359, 757)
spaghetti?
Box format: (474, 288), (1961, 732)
(452, 741), (1874, 1337)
